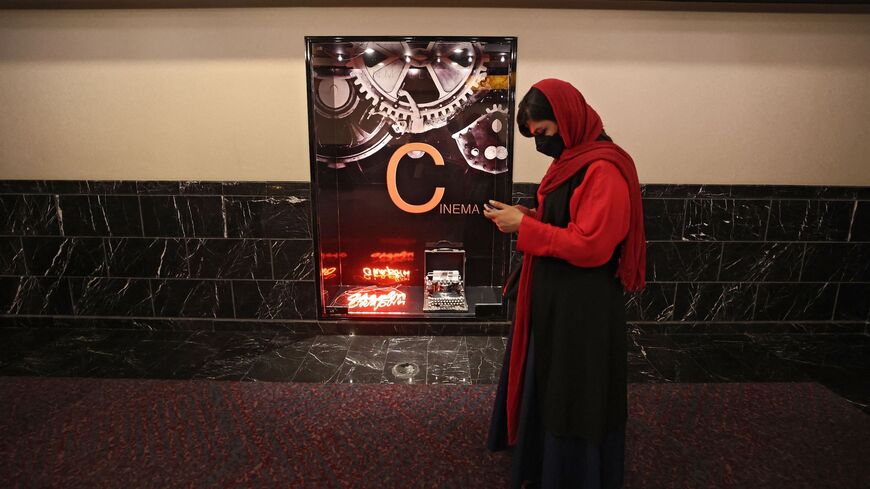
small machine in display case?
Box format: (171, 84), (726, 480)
(423, 242), (469, 312)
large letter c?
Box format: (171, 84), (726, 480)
(386, 143), (445, 214)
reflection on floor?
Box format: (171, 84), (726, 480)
(0, 327), (867, 414)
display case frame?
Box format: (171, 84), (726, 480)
(305, 35), (518, 321)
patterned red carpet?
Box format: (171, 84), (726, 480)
(1, 378), (867, 488)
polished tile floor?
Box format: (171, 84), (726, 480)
(0, 328), (867, 414)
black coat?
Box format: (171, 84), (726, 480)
(517, 163), (629, 444)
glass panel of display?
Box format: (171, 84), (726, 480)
(306, 36), (517, 319)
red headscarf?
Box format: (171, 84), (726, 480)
(504, 78), (646, 445)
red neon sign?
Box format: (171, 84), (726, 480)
(340, 286), (407, 314)
(321, 252), (348, 260)
(348, 290), (406, 311)
(321, 267), (337, 280)
(370, 251), (415, 263)
(362, 266), (411, 283)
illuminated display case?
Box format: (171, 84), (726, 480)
(305, 36), (517, 319)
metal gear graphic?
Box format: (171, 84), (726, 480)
(452, 104), (510, 174)
(312, 71), (394, 168)
(349, 41), (489, 135)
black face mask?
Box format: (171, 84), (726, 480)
(534, 133), (565, 159)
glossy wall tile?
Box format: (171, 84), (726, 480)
(0, 180), (865, 335)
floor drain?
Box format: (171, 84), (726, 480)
(391, 362), (420, 379)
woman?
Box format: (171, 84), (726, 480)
(483, 78), (646, 489)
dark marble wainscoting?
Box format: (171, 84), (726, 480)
(510, 183), (870, 335)
(0, 180), (868, 336)
(0, 180), (321, 330)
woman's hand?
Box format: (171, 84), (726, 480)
(483, 200), (524, 234)
(515, 204), (535, 217)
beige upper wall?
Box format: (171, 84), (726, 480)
(0, 8), (868, 185)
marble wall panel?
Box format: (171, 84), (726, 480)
(23, 237), (108, 277)
(641, 198), (686, 241)
(1, 276), (73, 315)
(755, 283), (838, 321)
(58, 195), (142, 237)
(0, 195), (61, 236)
(139, 196), (226, 238)
(152, 279), (234, 318)
(105, 238), (188, 278)
(719, 242), (803, 282)
(850, 201), (868, 242)
(71, 278), (153, 317)
(730, 200), (771, 241)
(645, 242), (722, 282)
(625, 283), (677, 322)
(0, 238), (26, 275)
(674, 282), (757, 322)
(0, 180), (865, 332)
(682, 199), (734, 241)
(224, 196), (311, 239)
(801, 243), (870, 283)
(766, 200), (853, 241)
(834, 284), (870, 322)
(231, 280), (317, 320)
(271, 240), (315, 281)
(185, 239), (272, 279)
